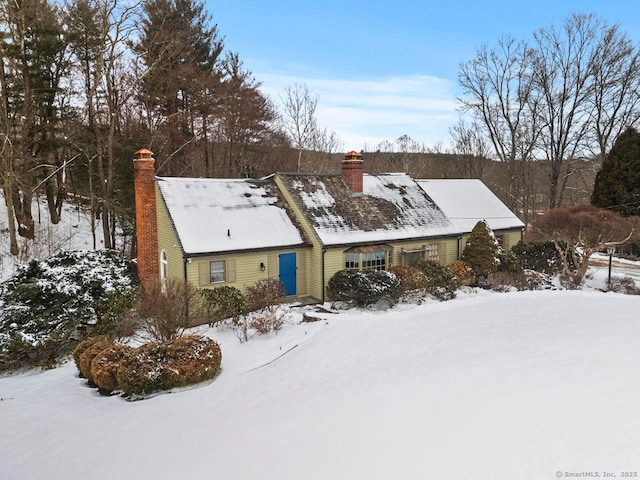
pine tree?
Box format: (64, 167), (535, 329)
(461, 221), (498, 280)
(592, 126), (640, 216)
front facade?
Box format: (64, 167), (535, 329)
(134, 149), (524, 304)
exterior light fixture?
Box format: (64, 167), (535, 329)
(607, 245), (616, 290)
(260, 262), (266, 272)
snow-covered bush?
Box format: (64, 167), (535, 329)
(327, 269), (402, 307)
(608, 276), (640, 295)
(162, 335), (222, 389)
(460, 221), (499, 281)
(78, 337), (114, 383)
(115, 342), (167, 396)
(0, 250), (136, 372)
(73, 335), (111, 376)
(417, 260), (458, 300)
(487, 270), (553, 292)
(90, 344), (134, 394)
(116, 335), (222, 397)
(249, 307), (288, 335)
(509, 240), (568, 274)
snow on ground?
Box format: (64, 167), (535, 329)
(1, 289), (639, 479)
(0, 197), (103, 282)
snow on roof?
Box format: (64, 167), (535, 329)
(417, 179), (525, 232)
(157, 177), (305, 255)
(279, 173), (459, 246)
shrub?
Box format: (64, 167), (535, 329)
(116, 336), (222, 397)
(388, 265), (428, 292)
(163, 335), (222, 389)
(417, 260), (458, 300)
(90, 344), (135, 393)
(136, 278), (207, 342)
(77, 337), (114, 382)
(73, 335), (111, 375)
(608, 276), (640, 295)
(447, 260), (474, 286)
(461, 221), (499, 280)
(90, 290), (138, 340)
(0, 250), (137, 372)
(116, 342), (168, 396)
(245, 279), (286, 312)
(250, 308), (287, 335)
(487, 270), (552, 292)
(510, 241), (567, 274)
(200, 286), (246, 325)
(327, 269), (402, 307)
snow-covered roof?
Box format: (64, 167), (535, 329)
(278, 173), (460, 246)
(417, 179), (525, 232)
(157, 177), (306, 255)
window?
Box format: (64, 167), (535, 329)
(362, 251), (386, 270)
(344, 247), (388, 271)
(345, 253), (360, 270)
(210, 260), (225, 283)
(426, 243), (439, 262)
(160, 250), (168, 291)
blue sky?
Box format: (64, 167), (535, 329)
(211, 0), (640, 151)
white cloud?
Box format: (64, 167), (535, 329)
(252, 65), (459, 151)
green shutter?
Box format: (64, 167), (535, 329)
(199, 261), (210, 286)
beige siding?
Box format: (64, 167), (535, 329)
(188, 247), (312, 297)
(156, 186), (185, 281)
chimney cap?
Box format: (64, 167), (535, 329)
(344, 150), (363, 161)
(134, 148), (154, 160)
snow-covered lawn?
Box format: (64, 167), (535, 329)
(1, 289), (639, 479)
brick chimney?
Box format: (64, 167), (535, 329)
(133, 148), (159, 289)
(342, 150), (364, 196)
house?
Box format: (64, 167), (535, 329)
(133, 149), (524, 305)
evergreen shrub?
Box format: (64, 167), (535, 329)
(417, 260), (458, 300)
(78, 337), (114, 382)
(510, 241), (568, 274)
(200, 286), (246, 325)
(116, 336), (222, 397)
(73, 335), (111, 376)
(116, 342), (168, 396)
(0, 250), (136, 372)
(327, 269), (402, 307)
(460, 221), (499, 280)
(90, 344), (135, 393)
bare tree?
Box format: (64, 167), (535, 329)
(66, 0), (139, 250)
(280, 83), (319, 172)
(530, 204), (634, 286)
(458, 36), (539, 219)
(449, 119), (491, 179)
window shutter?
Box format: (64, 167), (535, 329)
(440, 242), (447, 264)
(268, 254), (278, 279)
(226, 259), (236, 283)
(296, 251), (306, 294)
(199, 261), (210, 286)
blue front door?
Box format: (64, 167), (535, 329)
(279, 253), (297, 296)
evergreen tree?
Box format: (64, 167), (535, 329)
(461, 221), (499, 280)
(592, 126), (640, 216)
